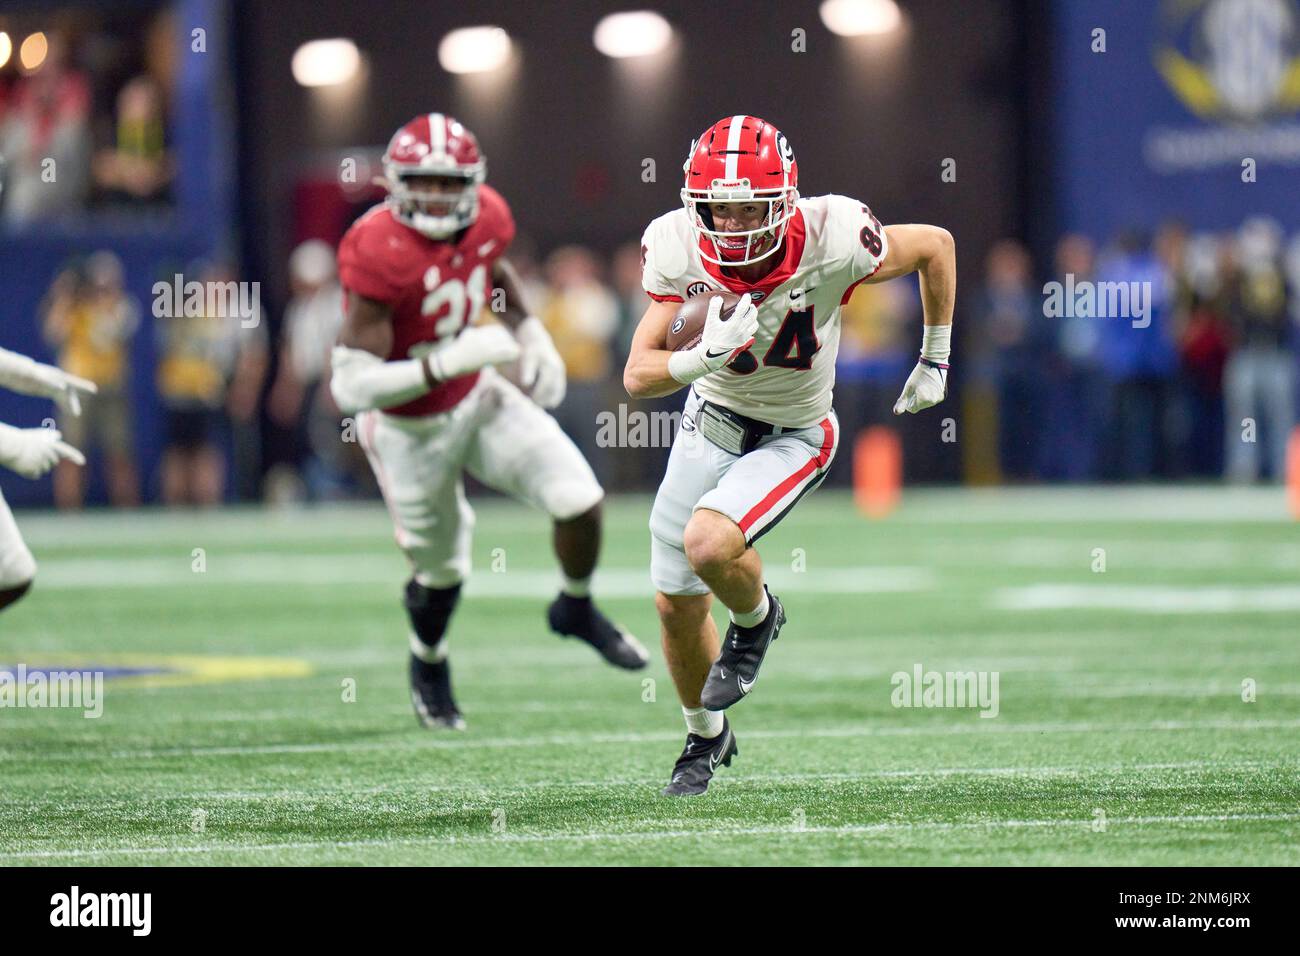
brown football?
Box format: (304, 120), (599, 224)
(665, 291), (742, 351)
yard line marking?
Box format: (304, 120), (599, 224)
(30, 560), (932, 596)
(6, 717), (1299, 762)
(8, 812), (1299, 860)
(22, 759), (1268, 803)
(994, 584), (1300, 613)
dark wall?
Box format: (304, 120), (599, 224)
(236, 0), (1027, 292)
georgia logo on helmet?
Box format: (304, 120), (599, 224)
(680, 115), (799, 266)
(381, 113), (486, 239)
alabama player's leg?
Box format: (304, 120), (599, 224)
(463, 369), (647, 669)
(691, 412), (840, 711)
(357, 407), (475, 729)
(0, 489), (37, 612)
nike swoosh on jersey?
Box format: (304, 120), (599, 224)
(477, 241), (496, 256)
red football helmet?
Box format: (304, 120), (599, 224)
(382, 113), (486, 239)
(681, 115), (799, 266)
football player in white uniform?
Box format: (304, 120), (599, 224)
(624, 116), (955, 794)
(0, 347), (94, 613)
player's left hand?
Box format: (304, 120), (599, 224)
(515, 316), (567, 409)
(892, 359), (948, 415)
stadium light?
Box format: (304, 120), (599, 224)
(819, 0), (903, 36)
(19, 31), (47, 72)
(438, 26), (512, 74)
(594, 11), (673, 58)
(292, 38), (361, 87)
(0, 33), (11, 70)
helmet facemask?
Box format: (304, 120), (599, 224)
(681, 178), (798, 267)
(383, 165), (485, 239)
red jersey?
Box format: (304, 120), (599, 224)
(337, 184), (516, 415)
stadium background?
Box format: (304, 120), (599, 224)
(4, 0), (1295, 509)
(2, 0), (1299, 869)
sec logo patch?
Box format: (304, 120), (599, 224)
(686, 282), (713, 297)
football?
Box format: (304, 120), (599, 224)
(665, 291), (742, 351)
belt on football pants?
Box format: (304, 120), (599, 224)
(697, 400), (796, 456)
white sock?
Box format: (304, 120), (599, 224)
(409, 630), (449, 664)
(561, 573), (591, 599)
(682, 705), (724, 739)
(729, 590), (770, 629)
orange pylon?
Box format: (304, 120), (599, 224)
(854, 426), (902, 518)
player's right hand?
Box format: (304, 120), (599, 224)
(427, 324), (522, 382)
(699, 293), (758, 371)
(0, 424), (86, 479)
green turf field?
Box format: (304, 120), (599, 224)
(2, 486), (1297, 865)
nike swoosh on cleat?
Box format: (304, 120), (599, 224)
(709, 737), (728, 770)
(738, 676), (754, 694)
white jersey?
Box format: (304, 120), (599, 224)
(641, 194), (889, 428)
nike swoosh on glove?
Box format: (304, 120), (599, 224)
(699, 293), (758, 370)
(892, 359), (948, 415)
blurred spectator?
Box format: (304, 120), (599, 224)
(156, 261), (265, 505)
(41, 251), (140, 508)
(0, 32), (92, 224)
(977, 240), (1045, 480)
(611, 242), (645, 361)
(92, 75), (172, 208)
(1044, 234), (1105, 480)
(1174, 231), (1230, 477)
(1094, 230), (1180, 480)
(1222, 217), (1296, 483)
(539, 246), (619, 481)
(267, 240), (349, 500)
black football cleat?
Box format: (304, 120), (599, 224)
(409, 654), (466, 731)
(699, 588), (786, 711)
(547, 594), (649, 670)
(661, 718), (738, 797)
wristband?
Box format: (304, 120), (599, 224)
(921, 324), (951, 363)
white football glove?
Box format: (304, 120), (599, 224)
(892, 359), (949, 415)
(0, 423), (86, 479)
(514, 316), (567, 409)
(0, 348), (98, 416)
(427, 324), (522, 382)
(699, 293), (759, 371)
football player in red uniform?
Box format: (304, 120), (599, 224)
(332, 114), (647, 730)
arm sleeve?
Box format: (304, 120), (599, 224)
(640, 222), (683, 303)
(828, 195), (891, 304)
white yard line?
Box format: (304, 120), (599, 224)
(5, 717), (1298, 762)
(29, 560), (934, 595)
(994, 584), (1300, 613)
(7, 811), (1299, 861)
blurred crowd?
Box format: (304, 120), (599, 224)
(27, 215), (1300, 510)
(972, 218), (1300, 484)
(0, 13), (175, 226)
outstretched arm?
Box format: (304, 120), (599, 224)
(329, 290), (519, 415)
(868, 224), (956, 414)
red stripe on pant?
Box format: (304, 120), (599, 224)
(737, 417), (835, 535)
